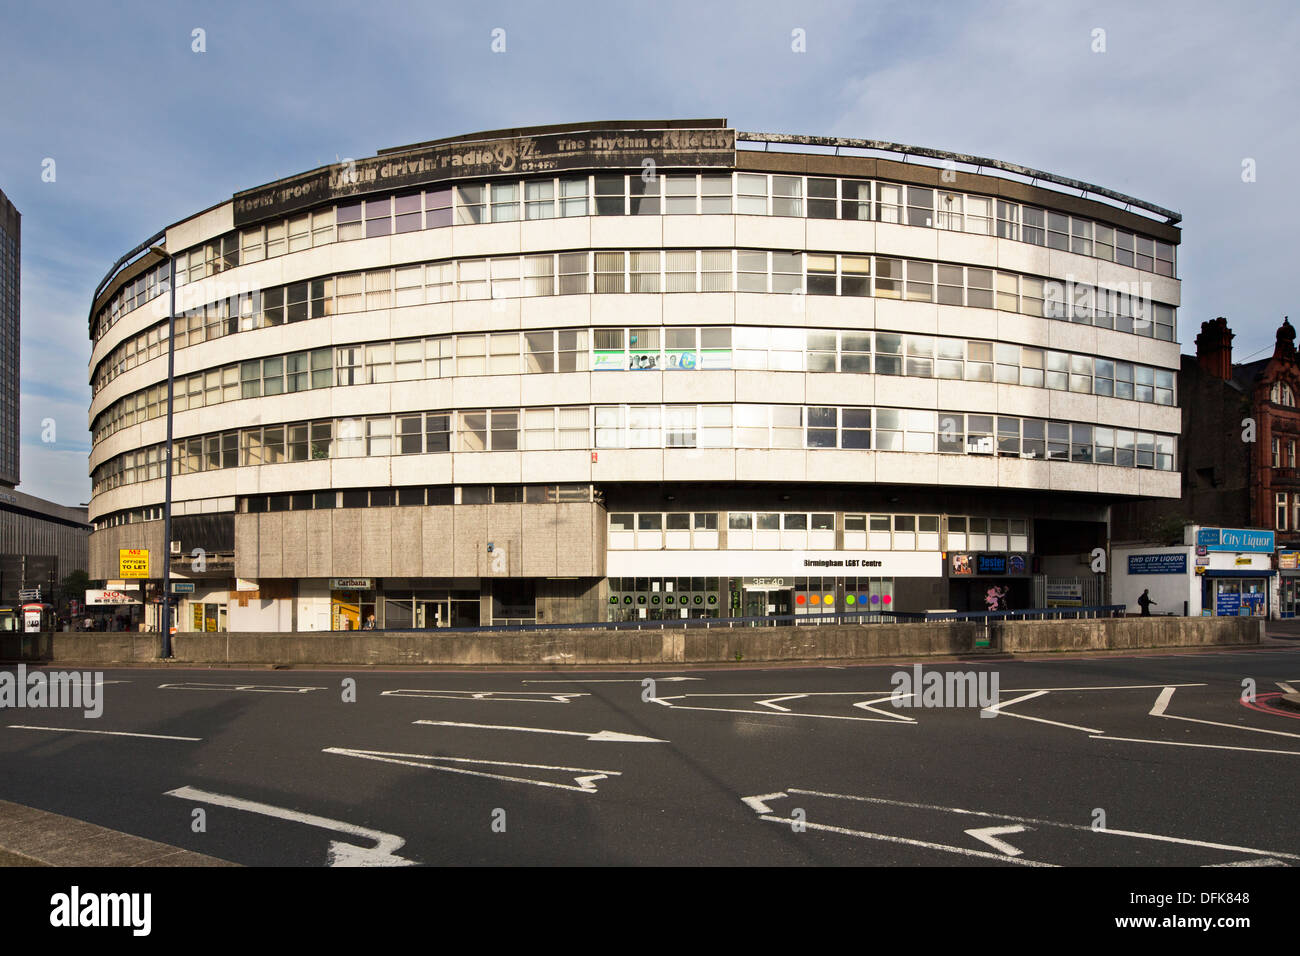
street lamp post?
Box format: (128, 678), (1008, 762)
(159, 253), (176, 658)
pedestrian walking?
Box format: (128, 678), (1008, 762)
(1138, 589), (1156, 616)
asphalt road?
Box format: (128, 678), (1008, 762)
(1, 646), (1299, 866)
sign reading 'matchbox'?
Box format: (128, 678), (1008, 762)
(233, 128), (737, 226)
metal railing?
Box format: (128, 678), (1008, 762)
(378, 605), (1125, 635)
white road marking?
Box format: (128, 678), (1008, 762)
(1151, 686), (1300, 739)
(381, 689), (586, 704)
(323, 747), (621, 793)
(165, 785), (415, 866)
(520, 677), (702, 684)
(413, 719), (666, 743)
(965, 825), (1028, 857)
(8, 724), (200, 741)
(852, 694), (917, 722)
(742, 793), (786, 814)
(1090, 734), (1300, 757)
(777, 788), (1300, 861)
(980, 690), (1104, 734)
(658, 703), (917, 723)
(656, 682), (1205, 700)
(158, 683), (325, 693)
(756, 695), (805, 712)
(1204, 857), (1288, 866)
(755, 814), (1056, 866)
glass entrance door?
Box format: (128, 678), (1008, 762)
(1283, 577), (1300, 618)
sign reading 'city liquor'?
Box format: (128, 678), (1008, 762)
(1127, 553), (1187, 574)
(1195, 527), (1275, 553)
(233, 128), (737, 226)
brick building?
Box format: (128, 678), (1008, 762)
(1114, 315), (1300, 615)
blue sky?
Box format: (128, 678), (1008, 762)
(1, 0), (1296, 505)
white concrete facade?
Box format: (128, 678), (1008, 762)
(86, 121), (1183, 627)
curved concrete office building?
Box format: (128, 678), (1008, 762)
(86, 119), (1182, 631)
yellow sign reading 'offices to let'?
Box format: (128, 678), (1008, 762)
(119, 549), (150, 578)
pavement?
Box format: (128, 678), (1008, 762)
(1, 643), (1298, 866)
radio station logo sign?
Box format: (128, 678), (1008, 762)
(233, 127), (736, 226)
(1127, 553), (1187, 575)
(1196, 527), (1274, 553)
(118, 549), (149, 579)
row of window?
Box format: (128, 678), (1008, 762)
(90, 404), (1178, 495)
(94, 170), (1181, 340)
(89, 484), (599, 528)
(91, 325), (1177, 445)
(1275, 492), (1300, 532)
(91, 247), (1179, 394)
(608, 512), (1031, 552)
(94, 171), (1178, 342)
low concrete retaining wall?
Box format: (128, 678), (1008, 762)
(0, 617), (1260, 666)
(0, 632), (161, 664)
(996, 616), (1263, 653)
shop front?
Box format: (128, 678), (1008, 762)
(1113, 526), (1274, 617)
(605, 550), (941, 621)
(1279, 551), (1300, 618)
(946, 552), (1033, 611)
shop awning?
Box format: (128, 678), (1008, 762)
(1202, 569), (1276, 577)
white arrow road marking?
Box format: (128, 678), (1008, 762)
(756, 694), (805, 712)
(323, 748), (621, 793)
(8, 725), (200, 741)
(413, 719), (666, 743)
(965, 825), (1029, 857)
(980, 690), (1104, 733)
(158, 683), (325, 693)
(164, 785), (415, 866)
(1151, 686), (1300, 739)
(381, 689), (586, 703)
(741, 793), (787, 814)
(852, 695), (917, 722)
(520, 677), (703, 683)
(754, 814), (1055, 866)
(775, 788), (1300, 862)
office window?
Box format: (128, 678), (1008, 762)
(490, 182), (520, 222)
(426, 413), (451, 453)
(807, 178), (837, 219)
(559, 177), (588, 216)
(456, 184), (486, 224)
(737, 174), (768, 215)
(628, 176), (661, 216)
(965, 196), (992, 235)
(558, 252), (589, 295)
(425, 188), (453, 228)
(906, 187), (933, 227)
(807, 255), (837, 296)
(594, 175), (626, 215)
(701, 174), (732, 214)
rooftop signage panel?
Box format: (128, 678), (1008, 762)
(233, 127), (736, 226)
